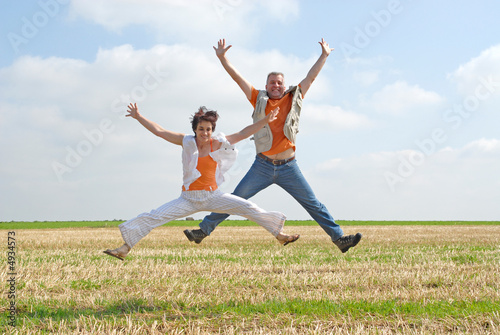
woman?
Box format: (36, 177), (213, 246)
(104, 103), (299, 260)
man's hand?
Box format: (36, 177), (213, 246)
(299, 38), (334, 97)
(319, 38), (334, 57)
(213, 38), (232, 59)
(126, 103), (139, 119)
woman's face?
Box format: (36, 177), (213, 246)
(195, 120), (213, 143)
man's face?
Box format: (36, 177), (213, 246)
(265, 74), (285, 100)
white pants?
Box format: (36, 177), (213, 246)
(119, 189), (285, 248)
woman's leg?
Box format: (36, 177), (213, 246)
(198, 156), (274, 235)
(118, 196), (197, 249)
(201, 190), (298, 245)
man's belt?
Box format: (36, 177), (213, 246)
(257, 153), (295, 166)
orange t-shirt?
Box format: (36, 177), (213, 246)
(182, 139), (218, 191)
(250, 87), (296, 156)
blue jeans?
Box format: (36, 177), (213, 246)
(199, 155), (344, 241)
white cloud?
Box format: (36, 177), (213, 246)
(0, 42), (327, 221)
(2, 37), (500, 222)
(0, 44), (223, 221)
(463, 138), (500, 153)
(68, 0), (299, 43)
(450, 44), (500, 96)
(448, 44), (500, 119)
(302, 139), (500, 221)
(362, 80), (445, 116)
(300, 104), (372, 132)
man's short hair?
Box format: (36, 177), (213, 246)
(266, 72), (285, 84)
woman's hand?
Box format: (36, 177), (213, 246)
(265, 107), (280, 123)
(126, 103), (139, 119)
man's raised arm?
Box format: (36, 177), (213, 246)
(299, 38), (334, 97)
(214, 39), (253, 101)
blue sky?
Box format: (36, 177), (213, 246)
(1, 0), (499, 221)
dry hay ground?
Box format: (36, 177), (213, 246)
(1, 225), (499, 334)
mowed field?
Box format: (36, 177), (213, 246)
(1, 224), (499, 334)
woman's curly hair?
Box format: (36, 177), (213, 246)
(191, 106), (219, 133)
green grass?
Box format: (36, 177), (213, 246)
(0, 220), (124, 230)
(1, 225), (498, 333)
(16, 298), (499, 324)
(206, 299), (498, 319)
(1, 220), (499, 230)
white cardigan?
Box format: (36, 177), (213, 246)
(181, 133), (238, 191)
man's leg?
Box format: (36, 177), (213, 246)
(186, 157), (274, 242)
(275, 159), (361, 252)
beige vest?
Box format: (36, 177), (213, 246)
(251, 85), (303, 153)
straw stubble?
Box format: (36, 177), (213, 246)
(2, 225), (499, 334)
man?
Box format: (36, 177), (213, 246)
(184, 38), (362, 253)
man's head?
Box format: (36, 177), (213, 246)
(266, 72), (286, 100)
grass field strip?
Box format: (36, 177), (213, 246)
(1, 225), (499, 334)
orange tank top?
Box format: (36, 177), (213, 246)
(182, 139), (218, 191)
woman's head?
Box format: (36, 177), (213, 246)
(191, 106), (219, 134)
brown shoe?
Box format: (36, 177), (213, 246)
(103, 244), (130, 261)
(277, 233), (300, 246)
